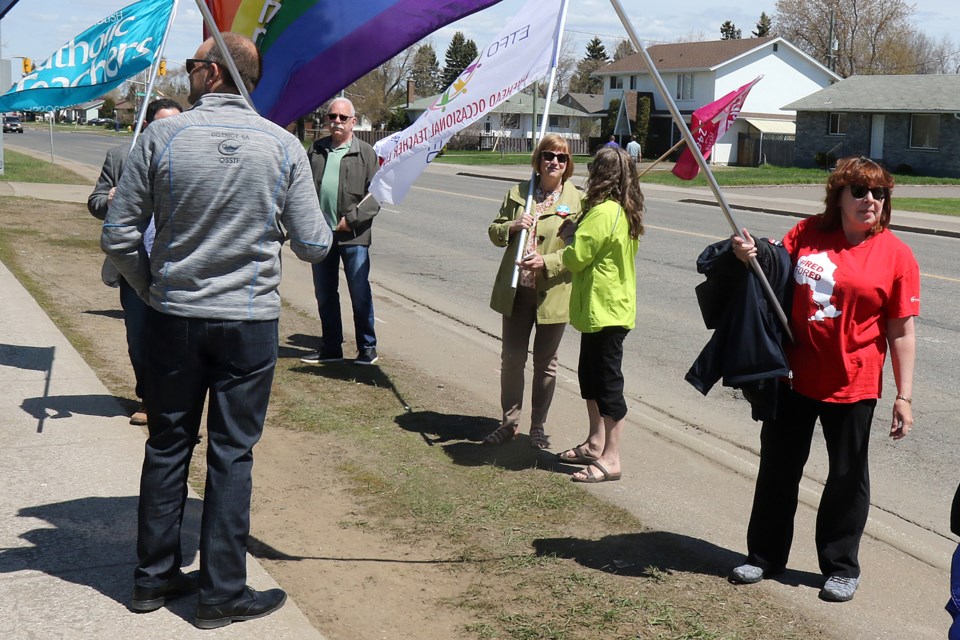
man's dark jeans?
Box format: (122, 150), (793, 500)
(310, 241), (376, 352)
(135, 309), (277, 604)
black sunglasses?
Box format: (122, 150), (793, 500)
(327, 113), (353, 122)
(541, 150), (569, 163)
(185, 58), (214, 74)
(849, 184), (887, 200)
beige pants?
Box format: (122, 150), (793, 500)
(500, 286), (566, 429)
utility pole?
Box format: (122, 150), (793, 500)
(826, 8), (838, 72)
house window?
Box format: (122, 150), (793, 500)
(501, 113), (519, 129)
(828, 112), (847, 135)
(675, 74), (694, 101)
(629, 76), (637, 90)
(536, 115), (561, 127)
(610, 76), (623, 90)
(910, 114), (940, 149)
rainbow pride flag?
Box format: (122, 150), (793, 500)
(207, 0), (504, 126)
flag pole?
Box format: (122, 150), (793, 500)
(511, 0), (570, 288)
(194, 0), (256, 110)
(607, 0), (792, 341)
(130, 0), (180, 152)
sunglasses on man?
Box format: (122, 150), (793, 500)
(327, 113), (353, 122)
(185, 58), (214, 74)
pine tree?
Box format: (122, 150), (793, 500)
(720, 21), (742, 40)
(753, 12), (772, 38)
(569, 37), (609, 94)
(441, 32), (479, 89)
(410, 44), (441, 97)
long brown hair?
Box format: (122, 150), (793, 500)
(583, 146), (644, 239)
(819, 156), (894, 235)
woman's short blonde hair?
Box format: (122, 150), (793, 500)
(531, 133), (574, 183)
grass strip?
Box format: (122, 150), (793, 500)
(2, 149), (91, 184)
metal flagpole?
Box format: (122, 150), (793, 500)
(130, 0), (180, 152)
(194, 0), (256, 110)
(607, 0), (793, 341)
(511, 0), (570, 288)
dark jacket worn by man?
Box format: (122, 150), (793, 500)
(309, 135), (380, 246)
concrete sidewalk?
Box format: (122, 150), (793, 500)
(0, 227), (323, 636)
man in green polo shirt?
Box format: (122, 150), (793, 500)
(302, 97), (382, 365)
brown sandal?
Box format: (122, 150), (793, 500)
(529, 425), (550, 449)
(483, 424), (518, 445)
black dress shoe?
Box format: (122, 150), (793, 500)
(131, 570), (200, 612)
(195, 586), (287, 629)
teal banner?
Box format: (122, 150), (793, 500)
(0, 0), (173, 112)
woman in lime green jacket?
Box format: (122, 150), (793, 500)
(556, 146), (644, 483)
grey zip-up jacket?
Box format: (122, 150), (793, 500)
(102, 93), (331, 321)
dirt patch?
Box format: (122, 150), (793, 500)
(0, 196), (833, 640)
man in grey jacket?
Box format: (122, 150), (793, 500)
(301, 97), (381, 365)
(102, 33), (331, 629)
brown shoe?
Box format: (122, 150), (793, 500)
(130, 404), (148, 426)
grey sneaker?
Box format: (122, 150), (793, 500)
(729, 563), (765, 584)
(819, 575), (859, 602)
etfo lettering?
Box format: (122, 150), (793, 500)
(485, 25), (530, 58)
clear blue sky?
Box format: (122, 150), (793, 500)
(1, 0), (957, 83)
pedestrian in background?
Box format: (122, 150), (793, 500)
(626, 135), (641, 163)
(102, 33), (331, 628)
(484, 133), (581, 449)
(556, 146), (643, 483)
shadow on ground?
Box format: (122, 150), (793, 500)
(0, 496), (202, 621)
(533, 530), (822, 587)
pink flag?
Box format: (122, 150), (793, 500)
(672, 76), (762, 180)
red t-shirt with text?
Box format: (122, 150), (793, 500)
(782, 218), (920, 403)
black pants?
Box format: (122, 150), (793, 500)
(746, 387), (875, 578)
(577, 326), (629, 421)
(135, 309), (278, 604)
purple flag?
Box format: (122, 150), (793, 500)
(208, 0), (504, 126)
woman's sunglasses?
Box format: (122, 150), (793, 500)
(849, 184), (887, 200)
(540, 151), (569, 164)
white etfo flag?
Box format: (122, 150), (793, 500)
(370, 0), (563, 205)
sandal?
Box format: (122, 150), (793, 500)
(529, 425), (550, 450)
(555, 444), (598, 465)
(483, 424), (518, 445)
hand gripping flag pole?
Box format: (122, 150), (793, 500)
(607, 0), (793, 342)
(510, 0), (570, 289)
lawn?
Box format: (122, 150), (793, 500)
(1, 149), (90, 184)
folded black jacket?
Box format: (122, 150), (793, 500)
(685, 237), (793, 421)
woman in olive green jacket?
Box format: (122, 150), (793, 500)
(556, 146), (644, 482)
(485, 133), (582, 448)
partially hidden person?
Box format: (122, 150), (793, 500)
(555, 146), (644, 483)
(484, 133), (581, 449)
(87, 98), (183, 426)
(728, 156), (919, 603)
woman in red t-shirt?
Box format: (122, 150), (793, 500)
(727, 156), (919, 603)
